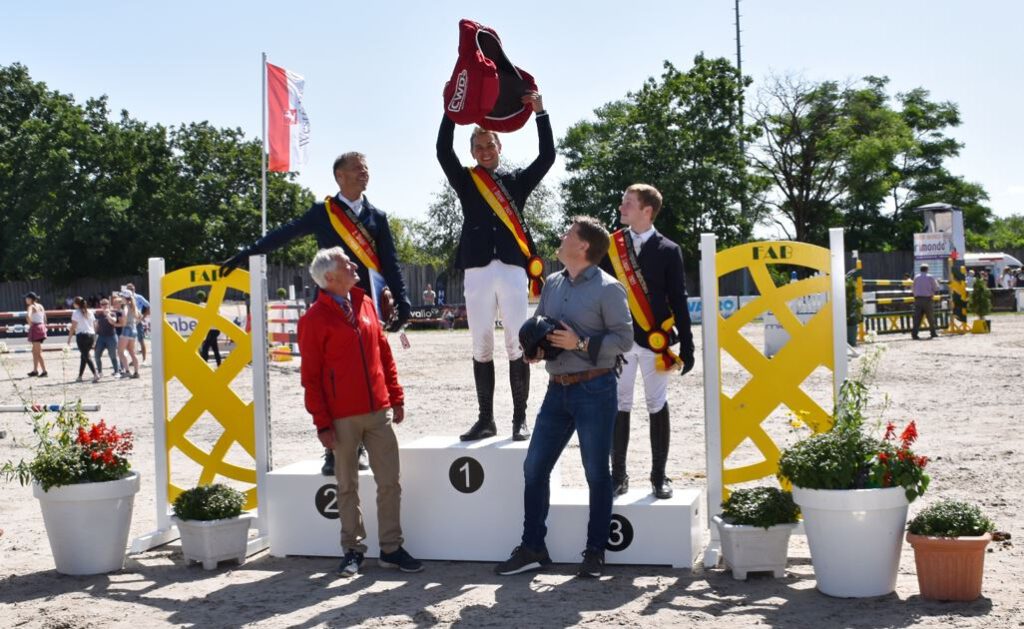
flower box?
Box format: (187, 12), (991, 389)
(174, 515), (252, 570)
(713, 515), (796, 580)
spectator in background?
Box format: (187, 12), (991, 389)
(67, 296), (99, 383)
(126, 283), (150, 363)
(200, 328), (223, 366)
(24, 291), (48, 377)
(422, 285), (436, 306)
(114, 291), (140, 379)
(911, 263), (940, 340)
(1000, 268), (1016, 289)
(94, 297), (121, 377)
(966, 270), (976, 289)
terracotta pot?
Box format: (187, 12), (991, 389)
(906, 532), (991, 601)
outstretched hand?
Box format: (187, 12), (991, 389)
(219, 250), (250, 277)
(522, 91), (544, 113)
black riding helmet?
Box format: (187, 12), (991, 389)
(518, 315), (565, 361)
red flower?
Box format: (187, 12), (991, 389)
(878, 452), (889, 463)
(915, 455), (929, 468)
(899, 421), (918, 447)
(90, 451), (101, 460)
(884, 422), (896, 441)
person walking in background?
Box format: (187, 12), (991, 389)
(24, 291), (48, 377)
(114, 290), (140, 378)
(911, 263), (940, 340)
(422, 285), (436, 306)
(67, 296), (99, 383)
(126, 283), (150, 363)
(200, 328), (223, 366)
(93, 297), (120, 377)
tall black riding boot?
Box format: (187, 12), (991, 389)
(509, 358), (531, 441)
(611, 411), (630, 496)
(649, 403), (673, 499)
(461, 359), (497, 441)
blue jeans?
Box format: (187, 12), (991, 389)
(521, 371), (617, 553)
(94, 334), (119, 373)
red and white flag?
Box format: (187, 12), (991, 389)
(266, 62), (310, 172)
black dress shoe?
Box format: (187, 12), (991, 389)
(512, 420), (530, 441)
(613, 475), (629, 497)
(321, 449), (335, 476)
(651, 477), (673, 500)
(460, 418), (497, 441)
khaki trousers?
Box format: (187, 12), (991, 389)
(332, 409), (403, 554)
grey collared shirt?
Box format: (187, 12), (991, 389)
(535, 265), (634, 375)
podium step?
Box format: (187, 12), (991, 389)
(266, 436), (703, 569)
(545, 487), (704, 568)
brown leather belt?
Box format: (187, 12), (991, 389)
(549, 368), (611, 386)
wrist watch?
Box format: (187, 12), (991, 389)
(576, 337), (587, 352)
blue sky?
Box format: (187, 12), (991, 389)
(4, 1), (1021, 235)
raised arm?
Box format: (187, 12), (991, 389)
(436, 115), (468, 190)
(516, 93), (555, 193)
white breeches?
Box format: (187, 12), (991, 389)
(616, 345), (669, 413)
(464, 260), (528, 362)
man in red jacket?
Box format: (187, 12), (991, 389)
(298, 246), (422, 576)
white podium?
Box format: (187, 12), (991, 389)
(266, 435), (703, 570)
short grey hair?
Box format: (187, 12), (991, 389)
(309, 247), (347, 289)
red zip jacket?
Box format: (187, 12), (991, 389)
(298, 288), (404, 430)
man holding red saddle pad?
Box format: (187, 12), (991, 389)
(437, 19), (555, 443)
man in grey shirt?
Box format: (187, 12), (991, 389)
(495, 216), (633, 579)
(911, 263), (941, 339)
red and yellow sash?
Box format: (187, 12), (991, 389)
(607, 229), (680, 371)
(324, 197), (381, 273)
(468, 166), (544, 298)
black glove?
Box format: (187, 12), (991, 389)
(386, 300), (411, 333)
(219, 249), (252, 277)
(680, 350), (696, 376)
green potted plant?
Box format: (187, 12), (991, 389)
(713, 487), (800, 580)
(845, 275), (863, 346)
(777, 351), (930, 597)
(906, 500), (995, 601)
(276, 286), (288, 300)
(968, 279), (992, 333)
(1, 405), (139, 575)
(172, 483), (250, 570)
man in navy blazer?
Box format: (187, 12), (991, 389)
(599, 184), (695, 500)
(221, 152), (410, 476)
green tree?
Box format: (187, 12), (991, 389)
(969, 214), (1024, 250)
(0, 62), (316, 282)
(752, 74), (991, 250)
(560, 56), (766, 261)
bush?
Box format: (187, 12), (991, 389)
(969, 280), (992, 319)
(778, 425), (878, 490)
(846, 276), (863, 325)
(276, 287), (288, 299)
(720, 487), (799, 529)
(908, 500), (995, 537)
(172, 483), (246, 521)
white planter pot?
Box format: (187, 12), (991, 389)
(173, 515), (252, 570)
(793, 486), (909, 597)
(33, 472), (140, 575)
(714, 515), (796, 580)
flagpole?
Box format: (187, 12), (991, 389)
(260, 51), (268, 236)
